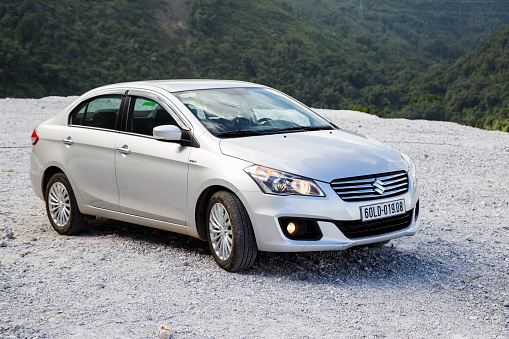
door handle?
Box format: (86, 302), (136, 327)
(116, 145), (131, 154)
(62, 137), (74, 145)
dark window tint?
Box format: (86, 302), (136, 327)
(69, 102), (87, 125)
(69, 95), (122, 130)
(127, 97), (178, 136)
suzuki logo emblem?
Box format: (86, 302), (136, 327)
(372, 178), (386, 195)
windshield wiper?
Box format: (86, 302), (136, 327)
(268, 126), (333, 134)
(215, 130), (264, 138)
(216, 126), (333, 138)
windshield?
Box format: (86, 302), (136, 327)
(175, 87), (333, 137)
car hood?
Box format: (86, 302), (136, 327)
(219, 130), (407, 182)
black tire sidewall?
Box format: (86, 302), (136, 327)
(206, 191), (255, 271)
(44, 173), (83, 235)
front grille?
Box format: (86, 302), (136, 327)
(334, 210), (413, 239)
(331, 170), (409, 202)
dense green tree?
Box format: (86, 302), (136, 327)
(399, 25), (509, 131)
(0, 0), (507, 131)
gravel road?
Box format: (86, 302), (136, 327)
(1, 97), (508, 338)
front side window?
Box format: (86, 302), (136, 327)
(127, 97), (178, 136)
(175, 87), (332, 137)
(69, 95), (122, 130)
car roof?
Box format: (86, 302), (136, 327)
(96, 79), (265, 93)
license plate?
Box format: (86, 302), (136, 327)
(360, 199), (406, 221)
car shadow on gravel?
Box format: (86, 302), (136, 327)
(78, 217), (210, 254)
(77, 218), (448, 285)
(248, 247), (450, 286)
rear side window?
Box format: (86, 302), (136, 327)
(69, 95), (123, 130)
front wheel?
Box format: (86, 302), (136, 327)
(206, 191), (257, 272)
(44, 173), (86, 235)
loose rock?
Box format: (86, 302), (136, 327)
(0, 99), (507, 338)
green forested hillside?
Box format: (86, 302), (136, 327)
(0, 0), (507, 130)
(398, 25), (509, 131)
(186, 0), (426, 109)
(0, 0), (194, 97)
(286, 0), (507, 61)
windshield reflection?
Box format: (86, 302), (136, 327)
(175, 87), (333, 137)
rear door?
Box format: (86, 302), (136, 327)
(114, 91), (191, 224)
(60, 92), (125, 211)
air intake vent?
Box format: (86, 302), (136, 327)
(334, 210), (413, 239)
(331, 171), (409, 202)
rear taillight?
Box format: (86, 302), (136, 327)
(31, 128), (39, 145)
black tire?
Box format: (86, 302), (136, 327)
(206, 191), (257, 272)
(44, 173), (86, 235)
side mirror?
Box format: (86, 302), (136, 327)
(153, 125), (182, 142)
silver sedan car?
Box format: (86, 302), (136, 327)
(30, 80), (420, 271)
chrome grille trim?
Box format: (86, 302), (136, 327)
(331, 170), (409, 202)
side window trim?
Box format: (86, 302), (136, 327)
(117, 95), (129, 131)
(82, 103), (89, 126)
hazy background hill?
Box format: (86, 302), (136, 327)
(402, 25), (508, 131)
(0, 0), (507, 130)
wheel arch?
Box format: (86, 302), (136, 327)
(42, 166), (65, 198)
(194, 185), (236, 241)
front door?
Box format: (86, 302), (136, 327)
(114, 96), (191, 224)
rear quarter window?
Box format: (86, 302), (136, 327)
(69, 102), (87, 125)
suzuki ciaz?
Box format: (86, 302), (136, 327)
(30, 80), (420, 271)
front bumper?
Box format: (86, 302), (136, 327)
(241, 180), (420, 252)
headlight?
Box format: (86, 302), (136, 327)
(244, 165), (325, 196)
(399, 152), (417, 181)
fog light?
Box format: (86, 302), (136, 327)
(286, 220), (307, 237)
(287, 222), (296, 234)
(279, 218), (322, 240)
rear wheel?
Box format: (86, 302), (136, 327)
(206, 191), (257, 272)
(45, 173), (86, 235)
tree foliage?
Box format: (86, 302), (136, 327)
(0, 0), (507, 131)
(399, 25), (509, 131)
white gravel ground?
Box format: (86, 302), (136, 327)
(0, 97), (508, 339)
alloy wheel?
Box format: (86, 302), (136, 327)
(209, 202), (233, 261)
(48, 181), (71, 227)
